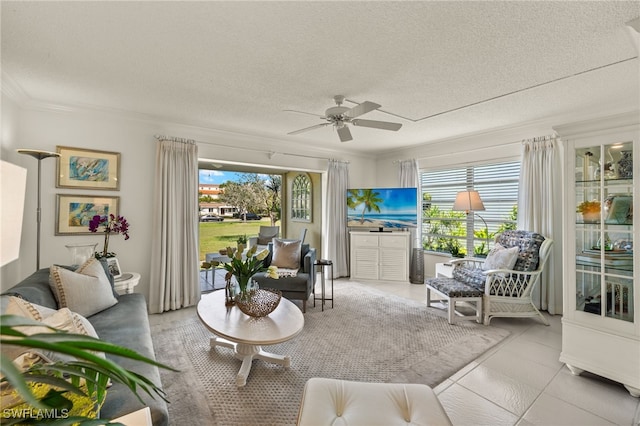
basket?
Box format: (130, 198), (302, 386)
(235, 288), (282, 318)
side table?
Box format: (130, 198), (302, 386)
(314, 259), (334, 311)
(435, 262), (454, 278)
(114, 272), (141, 295)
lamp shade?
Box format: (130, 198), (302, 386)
(453, 190), (485, 212)
(0, 160), (27, 267)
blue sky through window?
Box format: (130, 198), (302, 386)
(199, 170), (245, 184)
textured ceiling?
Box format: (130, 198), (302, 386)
(2, 1), (639, 155)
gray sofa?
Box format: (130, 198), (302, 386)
(1, 267), (169, 425)
(252, 242), (316, 312)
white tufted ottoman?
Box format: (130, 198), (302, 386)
(296, 378), (452, 426)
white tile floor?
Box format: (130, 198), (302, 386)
(364, 279), (640, 426)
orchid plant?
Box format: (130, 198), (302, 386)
(88, 214), (130, 259)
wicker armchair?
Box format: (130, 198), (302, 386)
(451, 230), (553, 325)
(426, 230), (553, 325)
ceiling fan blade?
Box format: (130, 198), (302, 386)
(344, 101), (381, 119)
(351, 119), (402, 131)
(337, 125), (353, 142)
(283, 109), (326, 119)
(288, 123), (330, 135)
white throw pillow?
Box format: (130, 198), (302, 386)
(49, 257), (118, 317)
(483, 243), (519, 271)
(271, 238), (302, 270)
(4, 296), (102, 362)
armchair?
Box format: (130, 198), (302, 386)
(248, 226), (280, 251)
(252, 240), (316, 313)
(425, 230), (553, 325)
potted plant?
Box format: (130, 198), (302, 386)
(1, 315), (176, 424)
(577, 200), (601, 223)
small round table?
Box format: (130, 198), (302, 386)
(196, 290), (304, 386)
(114, 272), (140, 295)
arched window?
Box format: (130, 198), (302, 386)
(291, 174), (311, 222)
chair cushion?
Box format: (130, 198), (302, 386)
(425, 277), (484, 297)
(452, 266), (486, 290)
(495, 230), (545, 272)
(483, 243), (519, 271)
(272, 238), (302, 269)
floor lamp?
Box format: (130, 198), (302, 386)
(17, 149), (60, 270)
(453, 190), (490, 255)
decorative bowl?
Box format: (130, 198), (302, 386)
(235, 288), (282, 318)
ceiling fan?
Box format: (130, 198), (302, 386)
(286, 95), (402, 142)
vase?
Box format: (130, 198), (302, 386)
(617, 150), (633, 179)
(235, 288), (282, 318)
(65, 243), (98, 266)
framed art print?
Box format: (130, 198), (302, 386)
(56, 146), (120, 190)
(56, 194), (119, 235)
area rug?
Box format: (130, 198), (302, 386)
(151, 281), (510, 425)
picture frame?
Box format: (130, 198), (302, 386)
(605, 195), (633, 225)
(56, 146), (120, 190)
(56, 194), (119, 235)
(106, 257), (122, 279)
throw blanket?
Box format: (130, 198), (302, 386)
(277, 268), (298, 278)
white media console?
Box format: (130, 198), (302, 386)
(349, 231), (410, 282)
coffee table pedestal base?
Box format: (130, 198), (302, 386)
(211, 337), (290, 387)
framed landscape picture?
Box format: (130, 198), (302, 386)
(56, 194), (120, 235)
(56, 146), (120, 190)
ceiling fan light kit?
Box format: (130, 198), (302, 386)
(287, 95), (403, 142)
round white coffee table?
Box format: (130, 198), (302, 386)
(196, 290), (304, 386)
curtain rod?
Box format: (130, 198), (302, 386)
(155, 134), (341, 162)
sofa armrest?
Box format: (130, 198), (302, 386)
(303, 248), (317, 286)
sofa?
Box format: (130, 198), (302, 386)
(252, 241), (316, 313)
(1, 264), (169, 425)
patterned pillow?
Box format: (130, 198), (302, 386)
(49, 258), (118, 317)
(495, 230), (545, 272)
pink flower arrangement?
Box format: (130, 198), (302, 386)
(89, 214), (130, 258)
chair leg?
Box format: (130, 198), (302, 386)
(302, 299), (306, 313)
(448, 299), (455, 324)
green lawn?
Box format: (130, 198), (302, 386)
(199, 218), (278, 260)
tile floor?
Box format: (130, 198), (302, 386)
(363, 279), (640, 426)
(188, 273), (640, 425)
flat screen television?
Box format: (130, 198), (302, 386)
(347, 187), (418, 231)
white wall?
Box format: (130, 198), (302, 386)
(0, 101), (378, 300)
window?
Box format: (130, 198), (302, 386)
(421, 161), (520, 257)
(291, 173), (311, 222)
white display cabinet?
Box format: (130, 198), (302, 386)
(555, 112), (639, 397)
(350, 231), (410, 282)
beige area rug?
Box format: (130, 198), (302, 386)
(151, 281), (510, 425)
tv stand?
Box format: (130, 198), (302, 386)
(350, 231), (409, 282)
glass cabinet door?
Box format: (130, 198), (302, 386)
(575, 142), (634, 322)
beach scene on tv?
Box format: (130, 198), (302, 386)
(347, 187), (418, 229)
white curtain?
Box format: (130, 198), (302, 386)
(517, 136), (563, 315)
(149, 136), (200, 313)
(398, 159), (421, 252)
(326, 160), (349, 278)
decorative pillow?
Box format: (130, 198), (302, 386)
(49, 258), (118, 317)
(3, 296), (102, 362)
(483, 243), (519, 271)
(271, 239), (302, 270)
